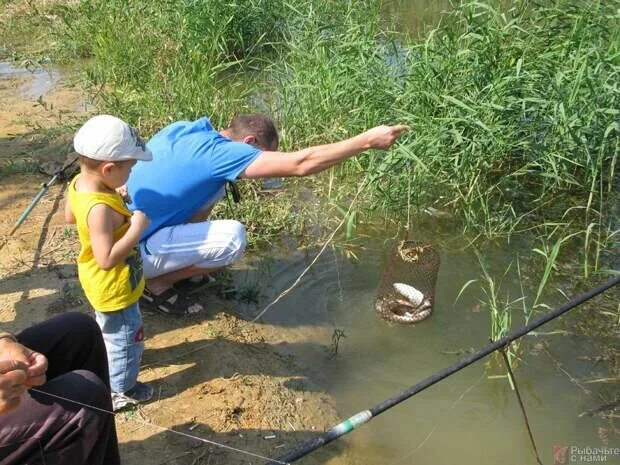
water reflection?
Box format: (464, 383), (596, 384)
(383, 0), (453, 34)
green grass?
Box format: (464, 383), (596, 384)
(2, 0), (617, 272)
(209, 179), (310, 249)
(265, 0), (618, 273)
(0, 1), (57, 61)
(0, 158), (39, 176)
(43, 0), (296, 133)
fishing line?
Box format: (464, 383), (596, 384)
(250, 172), (371, 323)
(266, 275), (620, 464)
(396, 372), (486, 463)
(406, 161), (412, 237)
(499, 348), (543, 465)
(29, 388), (289, 465)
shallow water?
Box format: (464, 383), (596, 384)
(234, 224), (615, 465)
(0, 61), (60, 98)
(383, 0), (453, 34)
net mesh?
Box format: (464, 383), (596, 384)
(375, 240), (441, 323)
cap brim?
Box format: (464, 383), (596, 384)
(128, 146), (153, 161)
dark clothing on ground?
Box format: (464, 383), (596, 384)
(0, 312), (120, 465)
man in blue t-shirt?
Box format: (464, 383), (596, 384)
(126, 113), (407, 315)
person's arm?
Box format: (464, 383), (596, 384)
(64, 200), (76, 224)
(88, 205), (150, 271)
(240, 124), (408, 179)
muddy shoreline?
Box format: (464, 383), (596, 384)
(0, 65), (348, 465)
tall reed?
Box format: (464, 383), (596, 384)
(264, 0), (618, 264)
(50, 0), (293, 133)
(41, 0), (618, 260)
(380, 1), (617, 239)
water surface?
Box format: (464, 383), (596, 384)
(0, 61), (60, 98)
(234, 224), (613, 465)
(383, 0), (453, 33)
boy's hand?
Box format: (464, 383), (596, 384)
(116, 185), (132, 204)
(130, 210), (151, 234)
(88, 204), (149, 269)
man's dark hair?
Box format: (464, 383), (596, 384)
(227, 113), (279, 150)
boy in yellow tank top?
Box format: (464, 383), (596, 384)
(65, 115), (153, 411)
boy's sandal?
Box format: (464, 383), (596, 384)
(140, 288), (203, 317)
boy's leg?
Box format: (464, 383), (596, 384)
(94, 303), (144, 395)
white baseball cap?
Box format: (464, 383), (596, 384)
(74, 115), (153, 162)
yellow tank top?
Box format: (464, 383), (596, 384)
(68, 176), (145, 312)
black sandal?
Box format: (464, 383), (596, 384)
(140, 288), (203, 316)
(173, 275), (217, 294)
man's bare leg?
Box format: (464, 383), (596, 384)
(146, 266), (222, 296)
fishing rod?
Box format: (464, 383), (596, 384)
(269, 274), (620, 465)
(7, 156), (78, 237)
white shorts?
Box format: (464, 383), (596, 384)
(140, 219), (247, 279)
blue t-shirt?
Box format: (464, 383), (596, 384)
(126, 117), (261, 239)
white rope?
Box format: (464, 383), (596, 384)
(251, 175), (370, 323)
(29, 388), (289, 465)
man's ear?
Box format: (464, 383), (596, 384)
(242, 135), (257, 146)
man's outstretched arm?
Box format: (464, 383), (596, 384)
(240, 124), (408, 179)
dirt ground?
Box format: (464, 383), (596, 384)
(0, 67), (350, 465)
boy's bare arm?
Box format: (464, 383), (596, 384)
(87, 205), (150, 270)
(64, 200), (76, 224)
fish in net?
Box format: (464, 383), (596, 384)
(375, 240), (440, 324)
